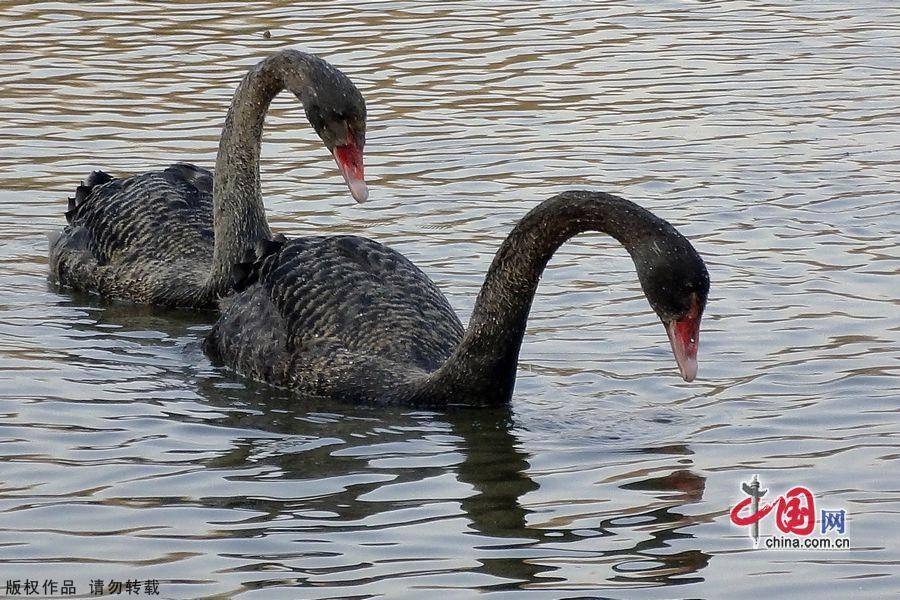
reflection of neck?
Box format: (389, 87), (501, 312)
(448, 406), (557, 583)
(450, 407), (537, 536)
(205, 50), (316, 299)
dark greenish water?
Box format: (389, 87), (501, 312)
(0, 1), (897, 598)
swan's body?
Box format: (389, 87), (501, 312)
(205, 191), (710, 406)
(49, 165), (218, 306)
(49, 49), (368, 308)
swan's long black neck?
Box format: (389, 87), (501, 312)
(416, 191), (683, 406)
(205, 50), (317, 299)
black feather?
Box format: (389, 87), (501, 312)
(74, 184), (91, 205)
(231, 261), (255, 292)
(255, 237), (284, 260)
(85, 170), (113, 188)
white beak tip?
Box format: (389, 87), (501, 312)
(349, 179), (368, 203)
(678, 357), (698, 382)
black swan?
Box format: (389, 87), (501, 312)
(48, 49), (367, 308)
(204, 191), (710, 405)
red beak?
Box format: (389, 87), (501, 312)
(665, 295), (702, 382)
(333, 139), (368, 203)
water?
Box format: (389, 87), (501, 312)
(1, 1), (898, 598)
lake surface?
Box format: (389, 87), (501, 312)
(1, 1), (898, 598)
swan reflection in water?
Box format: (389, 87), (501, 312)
(48, 240), (710, 591)
(200, 380), (710, 590)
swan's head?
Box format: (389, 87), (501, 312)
(297, 60), (368, 203)
(632, 227), (710, 382)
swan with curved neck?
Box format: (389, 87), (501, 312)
(49, 49), (367, 308)
(204, 191), (710, 406)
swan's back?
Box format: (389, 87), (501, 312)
(49, 163), (216, 306)
(204, 235), (465, 400)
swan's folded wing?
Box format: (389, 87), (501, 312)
(67, 163), (214, 265)
(262, 236), (464, 369)
(206, 235), (466, 396)
(50, 163), (215, 301)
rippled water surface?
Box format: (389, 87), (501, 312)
(1, 1), (898, 598)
